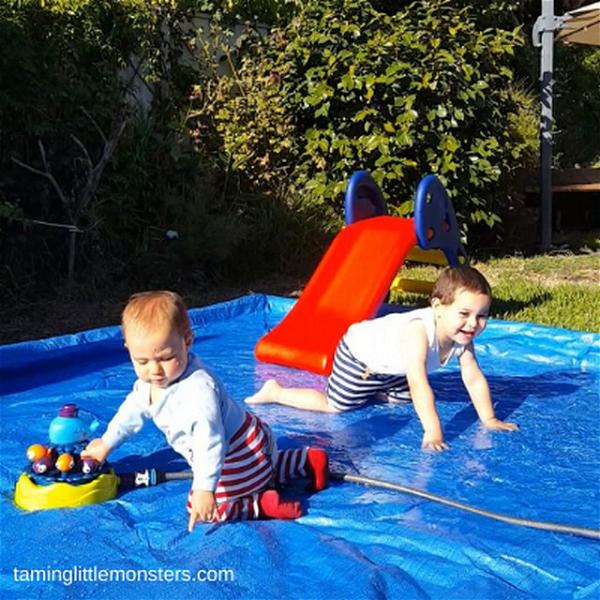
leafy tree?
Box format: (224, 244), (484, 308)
(0, 0), (156, 295)
(0, 0), (323, 298)
(192, 0), (538, 239)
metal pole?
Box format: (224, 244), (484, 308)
(67, 227), (77, 288)
(539, 0), (555, 250)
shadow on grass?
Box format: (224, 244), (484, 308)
(491, 290), (551, 316)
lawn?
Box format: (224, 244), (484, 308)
(1, 247), (598, 346)
(390, 250), (600, 333)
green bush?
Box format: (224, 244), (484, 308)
(194, 0), (538, 240)
(180, 0), (301, 25)
(0, 0), (159, 296)
(0, 0), (328, 300)
(5, 0), (590, 303)
(187, 23), (301, 198)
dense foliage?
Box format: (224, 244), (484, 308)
(1, 0), (157, 296)
(190, 0), (537, 235)
(0, 0), (596, 303)
(0, 0), (322, 299)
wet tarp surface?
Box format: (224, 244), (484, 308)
(1, 294), (598, 599)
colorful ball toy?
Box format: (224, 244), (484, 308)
(14, 404), (118, 511)
(81, 458), (100, 475)
(26, 444), (49, 462)
(55, 453), (75, 473)
(31, 456), (54, 475)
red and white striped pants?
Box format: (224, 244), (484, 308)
(186, 412), (309, 521)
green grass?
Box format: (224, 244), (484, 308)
(390, 253), (600, 332)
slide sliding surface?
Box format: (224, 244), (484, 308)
(255, 216), (417, 375)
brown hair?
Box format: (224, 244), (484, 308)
(431, 266), (492, 305)
(121, 290), (192, 343)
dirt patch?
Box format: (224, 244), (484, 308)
(0, 275), (306, 346)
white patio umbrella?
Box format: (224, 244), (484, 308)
(556, 1), (600, 45)
(533, 1), (600, 250)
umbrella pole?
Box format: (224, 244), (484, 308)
(539, 0), (556, 251)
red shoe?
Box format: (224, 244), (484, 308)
(306, 448), (329, 492)
(258, 490), (303, 520)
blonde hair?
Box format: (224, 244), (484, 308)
(121, 290), (192, 343)
(431, 266), (492, 305)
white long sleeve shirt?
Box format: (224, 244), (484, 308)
(102, 354), (246, 491)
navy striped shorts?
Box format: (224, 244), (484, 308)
(326, 338), (411, 411)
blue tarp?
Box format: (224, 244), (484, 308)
(1, 294), (599, 599)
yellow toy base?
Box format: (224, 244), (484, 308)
(14, 471), (119, 511)
(391, 276), (435, 295)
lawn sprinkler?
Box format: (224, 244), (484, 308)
(14, 403), (119, 511)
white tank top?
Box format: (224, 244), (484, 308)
(343, 307), (464, 375)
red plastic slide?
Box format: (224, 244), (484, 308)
(255, 215), (417, 375)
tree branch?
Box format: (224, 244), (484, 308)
(80, 106), (107, 145)
(11, 145), (70, 211)
(77, 117), (127, 214)
(71, 134), (94, 173)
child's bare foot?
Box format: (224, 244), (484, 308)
(245, 379), (281, 404)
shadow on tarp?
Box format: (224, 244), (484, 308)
(431, 370), (583, 443)
(0, 333), (221, 396)
(278, 411), (412, 472)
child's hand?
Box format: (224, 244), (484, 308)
(483, 417), (519, 432)
(422, 433), (448, 452)
(80, 438), (110, 463)
(188, 490), (217, 532)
